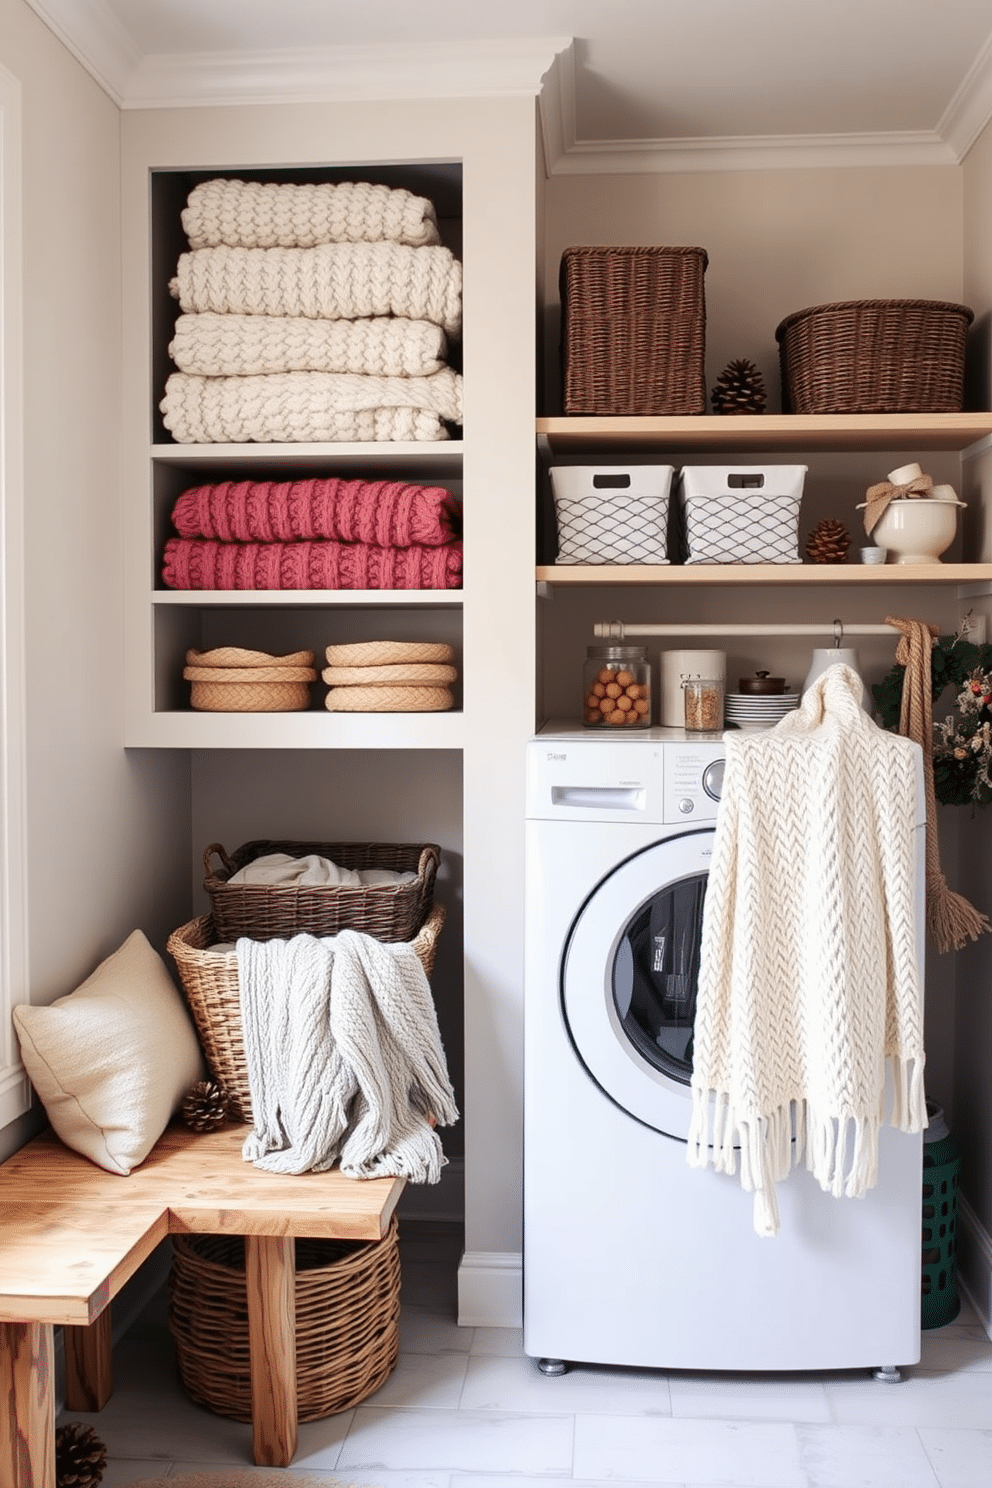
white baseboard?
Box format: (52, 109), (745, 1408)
(958, 1193), (992, 1339)
(457, 1249), (522, 1327)
(397, 1157), (464, 1224)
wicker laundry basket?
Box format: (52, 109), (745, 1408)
(166, 902), (445, 1121)
(560, 245), (708, 415)
(168, 1216), (400, 1421)
(775, 299), (973, 414)
(203, 839), (440, 942)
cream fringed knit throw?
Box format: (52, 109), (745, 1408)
(238, 929), (458, 1180)
(687, 665), (927, 1237)
(885, 615), (990, 952)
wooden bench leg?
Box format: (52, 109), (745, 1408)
(64, 1310), (113, 1411)
(0, 1320), (55, 1488)
(245, 1234), (297, 1467)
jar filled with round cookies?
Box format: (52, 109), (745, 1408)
(582, 645), (651, 728)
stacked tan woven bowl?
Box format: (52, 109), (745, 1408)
(184, 647), (317, 711)
(323, 641), (457, 711)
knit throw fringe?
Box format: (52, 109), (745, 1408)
(170, 477), (461, 548)
(162, 537), (463, 591)
(687, 664), (927, 1236)
(885, 614), (990, 952)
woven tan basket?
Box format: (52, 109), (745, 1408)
(325, 684), (454, 712)
(775, 299), (973, 414)
(166, 902), (445, 1120)
(184, 665), (317, 683)
(186, 647), (315, 668)
(324, 640), (455, 666)
(168, 1216), (400, 1422)
(203, 838), (440, 942)
(560, 245), (708, 415)
(189, 679), (313, 712)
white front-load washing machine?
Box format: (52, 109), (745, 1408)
(524, 723), (925, 1377)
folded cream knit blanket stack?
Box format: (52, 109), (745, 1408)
(687, 664), (927, 1237)
(161, 178), (463, 443)
(162, 475), (463, 591)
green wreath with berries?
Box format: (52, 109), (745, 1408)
(872, 631), (992, 808)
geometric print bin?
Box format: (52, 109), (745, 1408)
(922, 1106), (962, 1330)
(677, 465), (807, 565)
(550, 465), (674, 564)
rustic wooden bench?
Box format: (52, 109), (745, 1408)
(0, 1121), (404, 1488)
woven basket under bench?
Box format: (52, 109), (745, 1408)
(166, 901), (445, 1121)
(203, 838), (440, 943)
(169, 1217), (400, 1421)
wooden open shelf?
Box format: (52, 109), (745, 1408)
(536, 563), (992, 587)
(537, 413), (992, 456)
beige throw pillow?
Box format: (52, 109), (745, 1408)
(12, 929), (205, 1174)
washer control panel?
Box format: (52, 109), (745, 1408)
(662, 743), (725, 823)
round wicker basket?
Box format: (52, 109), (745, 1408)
(324, 640), (455, 667)
(324, 684), (453, 712)
(186, 647), (315, 668)
(168, 1217), (400, 1422)
(166, 902), (445, 1120)
(189, 679), (312, 712)
(321, 662), (458, 686)
(184, 665), (317, 683)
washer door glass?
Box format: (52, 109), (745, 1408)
(613, 871), (706, 1086)
(562, 829), (714, 1137)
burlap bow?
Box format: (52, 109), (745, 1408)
(863, 473), (934, 535)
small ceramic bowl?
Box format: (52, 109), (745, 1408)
(859, 546), (887, 565)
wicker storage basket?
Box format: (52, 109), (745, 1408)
(775, 299), (973, 414)
(168, 1216), (400, 1421)
(166, 902), (445, 1120)
(203, 839), (440, 942)
(560, 245), (708, 416)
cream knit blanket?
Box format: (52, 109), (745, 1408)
(160, 368), (463, 445)
(687, 665), (926, 1236)
(182, 177), (442, 249)
(238, 929), (458, 1179)
(170, 243), (463, 335)
(169, 311), (449, 379)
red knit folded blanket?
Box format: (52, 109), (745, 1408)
(171, 478), (461, 548)
(162, 538), (463, 591)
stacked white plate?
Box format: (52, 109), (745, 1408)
(724, 691), (800, 731)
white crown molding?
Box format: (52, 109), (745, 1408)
(539, 45), (990, 176)
(23, 0), (139, 104)
(939, 28), (992, 163)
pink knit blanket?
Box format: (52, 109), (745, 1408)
(171, 478), (461, 548)
(163, 538), (463, 591)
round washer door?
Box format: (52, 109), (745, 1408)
(561, 827), (714, 1138)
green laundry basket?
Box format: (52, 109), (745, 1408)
(922, 1103), (962, 1330)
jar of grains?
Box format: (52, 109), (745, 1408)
(684, 677), (724, 732)
(582, 645), (652, 728)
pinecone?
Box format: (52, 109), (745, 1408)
(805, 518), (851, 564)
(710, 358), (767, 414)
(55, 1422), (106, 1488)
(180, 1078), (229, 1133)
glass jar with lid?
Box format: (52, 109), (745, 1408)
(582, 645), (651, 728)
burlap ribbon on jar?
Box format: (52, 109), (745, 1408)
(885, 615), (990, 952)
(863, 473), (934, 535)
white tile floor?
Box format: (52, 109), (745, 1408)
(61, 1222), (992, 1488)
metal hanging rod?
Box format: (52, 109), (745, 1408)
(594, 618), (898, 641)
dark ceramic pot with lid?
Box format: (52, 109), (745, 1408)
(738, 670), (787, 695)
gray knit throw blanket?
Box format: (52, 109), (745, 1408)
(238, 930), (458, 1180)
(687, 665), (927, 1237)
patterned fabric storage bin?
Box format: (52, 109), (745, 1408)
(550, 465), (675, 564)
(677, 465), (807, 565)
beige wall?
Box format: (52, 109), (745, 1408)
(544, 166), (964, 416)
(0, 0), (191, 1161)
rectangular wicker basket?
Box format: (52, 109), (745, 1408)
(203, 839), (440, 943)
(775, 299), (973, 414)
(167, 902), (445, 1121)
(560, 245), (708, 416)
